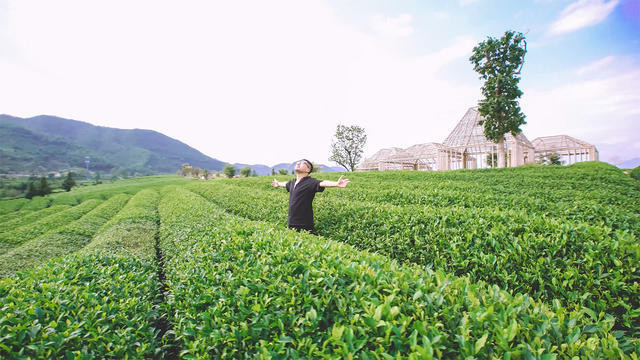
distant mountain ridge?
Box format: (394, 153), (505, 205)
(233, 162), (346, 176)
(0, 114), (347, 176)
(0, 114), (226, 174)
(618, 157), (640, 169)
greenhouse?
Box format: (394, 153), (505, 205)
(358, 107), (598, 171)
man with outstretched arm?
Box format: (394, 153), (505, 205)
(272, 159), (350, 234)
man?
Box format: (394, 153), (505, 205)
(272, 159), (350, 233)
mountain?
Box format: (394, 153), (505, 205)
(0, 121), (114, 174)
(0, 114), (227, 174)
(618, 157), (640, 169)
(233, 162), (347, 176)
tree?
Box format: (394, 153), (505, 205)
(271, 168), (276, 176)
(202, 169), (208, 180)
(469, 30), (527, 168)
(62, 172), (76, 192)
(38, 176), (51, 196)
(251, 170), (257, 177)
(278, 169), (289, 176)
(223, 164), (236, 178)
(240, 166), (251, 177)
(25, 182), (36, 199)
(329, 124), (367, 171)
(94, 172), (102, 184)
(545, 153), (562, 165)
(631, 165), (640, 181)
(181, 163), (193, 177)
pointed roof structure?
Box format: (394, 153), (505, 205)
(531, 135), (595, 152)
(443, 107), (533, 148)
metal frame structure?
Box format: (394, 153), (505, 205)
(357, 107), (597, 172)
(532, 135), (598, 165)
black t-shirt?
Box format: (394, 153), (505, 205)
(285, 176), (324, 227)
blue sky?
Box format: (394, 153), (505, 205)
(0, 0), (638, 166)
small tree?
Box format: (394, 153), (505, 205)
(202, 169), (208, 180)
(271, 168), (276, 176)
(25, 182), (37, 199)
(251, 170), (257, 177)
(546, 153), (562, 165)
(38, 176), (51, 196)
(470, 30), (527, 168)
(223, 164), (236, 178)
(329, 124), (367, 171)
(278, 169), (289, 176)
(62, 172), (76, 192)
(240, 166), (251, 177)
(94, 172), (102, 185)
(631, 165), (640, 181)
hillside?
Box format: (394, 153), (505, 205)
(0, 114), (226, 174)
(0, 121), (114, 174)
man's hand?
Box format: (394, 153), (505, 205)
(272, 178), (280, 187)
(337, 176), (350, 188)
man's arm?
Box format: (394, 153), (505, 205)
(272, 178), (287, 188)
(319, 175), (350, 188)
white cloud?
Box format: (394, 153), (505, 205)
(370, 14), (414, 38)
(0, 1), (480, 167)
(521, 65), (640, 162)
(548, 0), (619, 36)
(575, 55), (615, 75)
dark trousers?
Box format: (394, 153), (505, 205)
(288, 224), (316, 235)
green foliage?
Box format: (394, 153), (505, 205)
(0, 251), (161, 358)
(158, 187), (625, 358)
(278, 168), (289, 175)
(0, 167), (638, 356)
(93, 171), (102, 185)
(329, 124), (367, 171)
(223, 164), (236, 178)
(540, 152), (562, 165)
(631, 165), (640, 181)
(187, 162), (640, 344)
(240, 166), (251, 177)
(0, 205), (70, 234)
(0, 199), (102, 256)
(62, 172), (76, 191)
(0, 194), (130, 278)
(25, 182), (37, 199)
(0, 198), (29, 215)
(469, 30), (527, 146)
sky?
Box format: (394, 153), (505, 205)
(0, 0), (638, 167)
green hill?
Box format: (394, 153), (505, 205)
(0, 114), (226, 174)
(0, 121), (113, 174)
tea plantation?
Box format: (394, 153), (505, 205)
(0, 163), (638, 358)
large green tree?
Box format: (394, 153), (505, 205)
(239, 166), (251, 177)
(329, 125), (367, 172)
(470, 30), (527, 168)
(223, 164), (236, 178)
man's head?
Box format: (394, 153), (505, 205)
(295, 159), (313, 174)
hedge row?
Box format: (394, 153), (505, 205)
(158, 187), (627, 358)
(0, 194), (130, 278)
(0, 205), (70, 235)
(187, 181), (640, 343)
(82, 189), (160, 259)
(0, 199), (103, 256)
(0, 189), (164, 358)
(0, 251), (162, 358)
